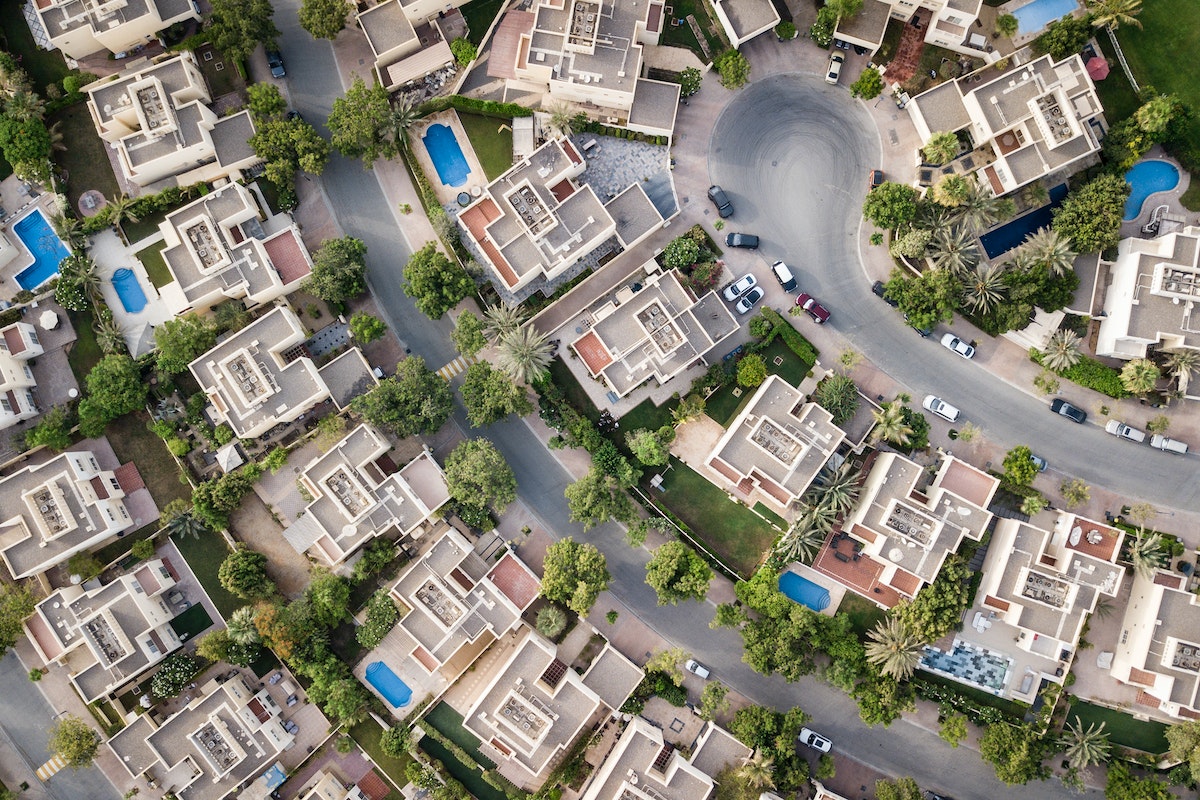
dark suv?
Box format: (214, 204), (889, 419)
(872, 279), (898, 307)
(267, 49), (286, 78)
(1051, 398), (1087, 424)
(707, 185), (734, 218)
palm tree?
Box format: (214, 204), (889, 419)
(1020, 493), (1047, 517)
(1127, 531), (1168, 580)
(226, 606), (261, 645)
(916, 204), (956, 240)
(865, 616), (925, 681)
(1020, 227), (1076, 278)
(483, 303), (525, 343)
(105, 193), (141, 243)
(51, 213), (86, 251)
(961, 263), (1007, 314)
(496, 326), (554, 385)
(1061, 719), (1111, 771)
(61, 253), (101, 301)
(5, 90), (45, 122)
(1164, 348), (1200, 395)
(870, 401), (913, 447)
(47, 119), (67, 153)
(1086, 0), (1142, 30)
(808, 460), (861, 517)
(929, 226), (980, 276)
(737, 751), (775, 790)
(777, 507), (836, 563)
(94, 315), (127, 355)
(546, 103), (577, 138)
(166, 510), (208, 540)
(955, 181), (1006, 232)
(387, 97), (418, 151)
(1042, 330), (1082, 372)
(1119, 357), (1161, 396)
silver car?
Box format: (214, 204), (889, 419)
(940, 333), (975, 359)
(722, 273), (757, 302)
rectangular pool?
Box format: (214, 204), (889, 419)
(920, 640), (1011, 694)
(1010, 0), (1081, 37)
(13, 209), (71, 292)
(978, 183), (1067, 260)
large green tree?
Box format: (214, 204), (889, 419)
(451, 311), (487, 357)
(218, 546), (276, 599)
(249, 117), (330, 204)
(1052, 173), (1130, 254)
(625, 426), (675, 466)
(895, 554), (972, 642)
(304, 236), (368, 303)
(155, 313), (218, 375)
(644, 541), (713, 605)
(978, 723), (1048, 785)
(1105, 763), (1172, 800)
(0, 584), (36, 656)
(444, 438), (517, 518)
(1166, 720), (1200, 784)
(459, 361), (532, 427)
(1032, 14), (1092, 59)
(350, 355), (452, 437)
(402, 242), (474, 320)
(307, 568), (352, 628)
(884, 267), (960, 332)
(247, 82), (288, 119)
(1002, 445), (1039, 488)
(327, 76), (394, 165)
(208, 0), (279, 63)
(299, 0), (352, 39)
(564, 468), (637, 530)
(150, 651), (202, 698)
(863, 182), (921, 230)
(78, 354), (148, 437)
(47, 716), (100, 768)
(541, 538), (610, 615)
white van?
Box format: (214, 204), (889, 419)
(770, 260), (797, 292)
(1105, 420), (1147, 443)
(1150, 434), (1188, 454)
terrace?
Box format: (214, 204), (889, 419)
(185, 219), (222, 269)
(323, 466), (370, 518)
(1172, 643), (1200, 673)
(1020, 570), (1070, 609)
(415, 580), (464, 627)
(192, 720), (244, 773)
(882, 500), (936, 547)
(498, 688), (554, 743)
(30, 487), (72, 536)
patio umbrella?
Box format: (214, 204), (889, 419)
(1086, 57), (1110, 81)
(38, 310), (59, 329)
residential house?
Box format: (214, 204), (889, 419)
(705, 374), (846, 513)
(580, 716), (750, 800)
(906, 54), (1104, 196)
(24, 558), (183, 703)
(461, 627), (642, 790)
(458, 137), (668, 300)
(814, 452), (998, 609)
(285, 767), (384, 800)
(0, 321), (43, 430)
(568, 264), (738, 397)
(1110, 568), (1200, 720)
(108, 673), (301, 800)
(189, 305), (376, 440)
(709, 0), (780, 49)
(283, 423), (451, 567)
(85, 52), (260, 188)
(1096, 224), (1200, 367)
(357, 0), (456, 92)
(957, 513), (1125, 702)
(155, 182), (313, 316)
(835, 0), (988, 60)
(33, 0), (199, 61)
(487, 0), (680, 136)
(0, 450), (141, 580)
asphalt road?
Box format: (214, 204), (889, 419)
(708, 74), (1200, 511)
(270, 23), (1099, 798)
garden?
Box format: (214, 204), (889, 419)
(1066, 700), (1170, 755)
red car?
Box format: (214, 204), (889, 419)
(796, 292), (831, 324)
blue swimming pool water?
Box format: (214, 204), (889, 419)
(920, 641), (1011, 694)
(13, 210), (70, 292)
(423, 123), (470, 188)
(978, 182), (1068, 260)
(1123, 160), (1180, 221)
(365, 661), (413, 708)
(111, 268), (148, 313)
(1009, 0), (1080, 37)
(778, 571), (831, 612)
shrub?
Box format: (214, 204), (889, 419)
(1030, 349), (1130, 398)
(150, 652), (201, 698)
(356, 591), (400, 649)
(775, 20), (797, 39)
(760, 307), (819, 364)
(131, 539), (156, 560)
(536, 605), (568, 639)
(713, 50), (750, 90)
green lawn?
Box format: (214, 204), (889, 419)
(1067, 700), (1170, 754)
(349, 718), (412, 793)
(458, 113), (513, 181)
(105, 411), (191, 509)
(705, 381), (750, 427)
(837, 592), (886, 638)
(136, 243), (173, 289)
(660, 0), (725, 62)
(752, 502), (786, 530)
(876, 19), (906, 64)
(547, 357), (602, 424)
(123, 209), (169, 247)
(621, 395), (679, 434)
(169, 603), (215, 639)
(705, 338), (813, 427)
(461, 0), (507, 44)
(52, 103), (121, 213)
(66, 308), (102, 383)
(0, 0), (71, 92)
(171, 530), (240, 620)
(424, 703), (495, 768)
(653, 458), (776, 576)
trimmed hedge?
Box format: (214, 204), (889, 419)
(417, 95), (534, 119)
(759, 307), (819, 366)
(80, 182), (209, 234)
(1030, 348), (1130, 398)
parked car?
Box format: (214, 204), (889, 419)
(826, 53), (844, 84)
(1030, 453), (1049, 472)
(1105, 419), (1147, 443)
(735, 286), (764, 314)
(922, 395), (961, 422)
(795, 292), (831, 324)
(940, 333), (975, 359)
(771, 260), (797, 292)
(707, 185), (734, 218)
(868, 169), (884, 191)
(1050, 398), (1087, 424)
(722, 273), (758, 302)
(872, 279), (898, 307)
(1149, 434), (1188, 454)
(725, 232), (759, 249)
(904, 313), (933, 337)
(684, 659), (711, 679)
(798, 727), (832, 753)
(266, 49), (286, 78)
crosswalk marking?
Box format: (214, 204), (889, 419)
(37, 753), (67, 781)
(436, 355), (477, 381)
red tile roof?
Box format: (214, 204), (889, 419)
(573, 330), (612, 374)
(2, 327), (26, 355)
(263, 229), (312, 286)
(1129, 668), (1157, 687)
(357, 769), (392, 800)
(1154, 572), (1185, 589)
(1135, 690), (1161, 708)
(89, 476), (109, 500)
(488, 554), (540, 610)
(114, 462), (145, 493)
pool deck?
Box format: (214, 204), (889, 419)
(1119, 149), (1193, 240)
(0, 181), (65, 303)
(1000, 0), (1086, 47)
(87, 229), (176, 357)
(411, 110), (489, 206)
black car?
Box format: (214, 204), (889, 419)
(725, 232), (759, 249)
(707, 185), (734, 218)
(286, 110), (302, 122)
(872, 279), (898, 307)
(1051, 398), (1087, 424)
(903, 312), (933, 337)
(267, 49), (286, 78)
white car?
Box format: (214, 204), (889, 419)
(1105, 419), (1146, 443)
(798, 727), (832, 752)
(684, 659), (711, 679)
(825, 53), (844, 84)
(940, 333), (975, 359)
(922, 395), (961, 423)
(735, 286), (765, 314)
(722, 273), (757, 302)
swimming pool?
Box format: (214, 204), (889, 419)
(978, 183), (1068, 260)
(364, 661), (413, 708)
(13, 209), (71, 292)
(920, 640), (1011, 695)
(1123, 160), (1180, 222)
(1009, 0), (1081, 37)
(778, 571), (831, 612)
(111, 268), (148, 313)
(422, 123), (471, 188)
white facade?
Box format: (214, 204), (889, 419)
(0, 322), (44, 430)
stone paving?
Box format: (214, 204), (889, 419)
(568, 134), (677, 217)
